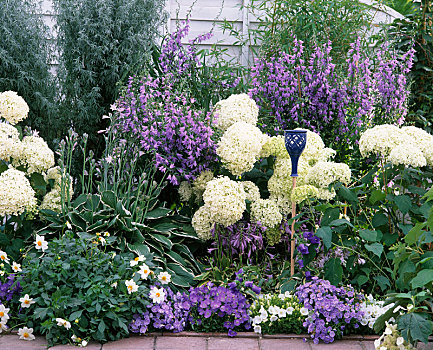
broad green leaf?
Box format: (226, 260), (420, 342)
(365, 243), (383, 257)
(359, 229), (378, 242)
(329, 219), (353, 228)
(321, 208), (340, 227)
(144, 208), (171, 219)
(101, 190), (116, 209)
(315, 226), (332, 250)
(372, 213), (388, 228)
(405, 223), (426, 245)
(150, 223), (178, 233)
(398, 313), (433, 344)
(394, 195), (412, 214)
(374, 275), (390, 291)
(150, 233), (172, 249)
(324, 258), (343, 285)
(280, 279), (298, 293)
(370, 189), (386, 204)
(411, 269), (433, 289)
(357, 274), (369, 286)
(336, 185), (358, 205)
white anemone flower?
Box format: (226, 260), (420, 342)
(56, 317), (71, 329)
(158, 271), (171, 285)
(18, 327), (35, 341)
(130, 255), (145, 267)
(138, 264), (151, 280)
(149, 287), (165, 304)
(19, 294), (35, 308)
(0, 304), (10, 323)
(0, 251), (9, 264)
(125, 279), (138, 294)
(12, 262), (21, 272)
(34, 235), (48, 252)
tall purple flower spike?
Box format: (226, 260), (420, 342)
(284, 130), (307, 176)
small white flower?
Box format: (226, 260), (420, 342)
(130, 255), (145, 267)
(374, 338), (381, 349)
(0, 321), (7, 333)
(34, 235), (48, 252)
(278, 308), (287, 318)
(253, 316), (261, 324)
(270, 315), (278, 322)
(300, 307), (309, 316)
(396, 337), (404, 346)
(19, 294), (35, 308)
(80, 340), (88, 347)
(407, 304), (414, 311)
(0, 304), (10, 323)
(66, 221), (72, 230)
(149, 287), (165, 304)
(56, 317), (71, 329)
(138, 264), (151, 280)
(380, 347), (387, 350)
(11, 262), (21, 272)
(286, 306), (294, 315)
(158, 271), (171, 285)
(111, 282), (117, 288)
(253, 324), (262, 334)
(97, 236), (106, 245)
(278, 293), (285, 300)
(125, 279), (138, 294)
(0, 251), (9, 264)
(284, 291), (292, 298)
(0, 271), (4, 276)
(18, 327), (35, 341)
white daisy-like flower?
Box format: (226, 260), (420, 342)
(0, 321), (7, 333)
(138, 264), (151, 280)
(11, 262), (21, 272)
(277, 308), (287, 318)
(396, 337), (404, 346)
(34, 235), (48, 252)
(0, 304), (10, 323)
(158, 271), (171, 285)
(130, 255), (145, 267)
(18, 327), (35, 341)
(253, 324), (262, 334)
(270, 315), (278, 322)
(56, 317), (71, 329)
(19, 294), (35, 308)
(0, 251), (9, 264)
(125, 279), (138, 294)
(149, 287), (166, 304)
(252, 315), (262, 324)
(286, 306), (294, 315)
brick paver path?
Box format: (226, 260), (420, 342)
(0, 333), (432, 350)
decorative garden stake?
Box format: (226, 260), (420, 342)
(284, 130), (307, 276)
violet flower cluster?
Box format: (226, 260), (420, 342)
(129, 286), (190, 334)
(0, 274), (21, 302)
(249, 35), (414, 142)
(188, 282), (253, 336)
(295, 277), (364, 344)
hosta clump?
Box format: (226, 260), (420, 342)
(188, 282), (252, 336)
(295, 277), (364, 344)
(17, 233), (157, 346)
(130, 286), (191, 334)
(249, 292), (306, 335)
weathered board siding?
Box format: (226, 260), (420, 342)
(37, 0), (404, 69)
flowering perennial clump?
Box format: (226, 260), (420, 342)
(0, 91), (29, 125)
(296, 277), (364, 344)
(374, 322), (414, 350)
(249, 292), (306, 335)
(214, 93), (259, 131)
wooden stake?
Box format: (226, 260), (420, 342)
(290, 176), (297, 276)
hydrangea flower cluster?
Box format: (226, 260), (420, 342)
(249, 292), (307, 335)
(359, 124), (433, 168)
(213, 93), (259, 131)
(40, 167), (73, 213)
(0, 91), (29, 125)
(374, 322), (414, 350)
(130, 286), (191, 334)
(217, 122), (268, 176)
(0, 167), (36, 217)
(188, 282), (252, 336)
(250, 199), (282, 229)
(250, 36), (414, 140)
(295, 277), (364, 344)
(12, 136), (54, 174)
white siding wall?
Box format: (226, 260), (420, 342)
(37, 0), (404, 70)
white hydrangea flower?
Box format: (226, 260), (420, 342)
(402, 126), (433, 165)
(250, 198), (282, 229)
(359, 124), (411, 158)
(192, 170), (214, 201)
(202, 176), (246, 227)
(389, 143), (426, 168)
(192, 205), (214, 240)
(40, 188), (62, 212)
(317, 147), (336, 162)
(306, 161), (351, 188)
(298, 129), (325, 164)
(291, 185), (319, 204)
(316, 188), (336, 201)
(44, 166), (63, 184)
(214, 93), (259, 131)
(0, 91), (29, 125)
(12, 136), (54, 174)
(0, 123), (23, 162)
(217, 121), (269, 176)
(260, 135), (288, 159)
(0, 167), (36, 217)
(241, 181), (261, 202)
(178, 181), (192, 202)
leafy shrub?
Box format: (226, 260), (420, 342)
(0, 0), (57, 143)
(17, 233), (158, 346)
(53, 0), (167, 148)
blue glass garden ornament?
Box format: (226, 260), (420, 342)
(284, 130), (307, 176)
(284, 129), (307, 276)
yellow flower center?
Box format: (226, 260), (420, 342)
(1, 256), (5, 260)
(96, 232), (100, 236)
(37, 241), (42, 246)
(24, 300), (30, 304)
(144, 269), (148, 274)
(161, 276), (167, 281)
(128, 285), (133, 290)
(134, 257), (139, 261)
(23, 332), (29, 338)
(0, 312), (4, 317)
(156, 292), (160, 297)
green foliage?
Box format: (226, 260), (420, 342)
(0, 0), (57, 143)
(18, 233), (155, 346)
(386, 1), (433, 130)
(53, 0), (166, 149)
(382, 0), (418, 16)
